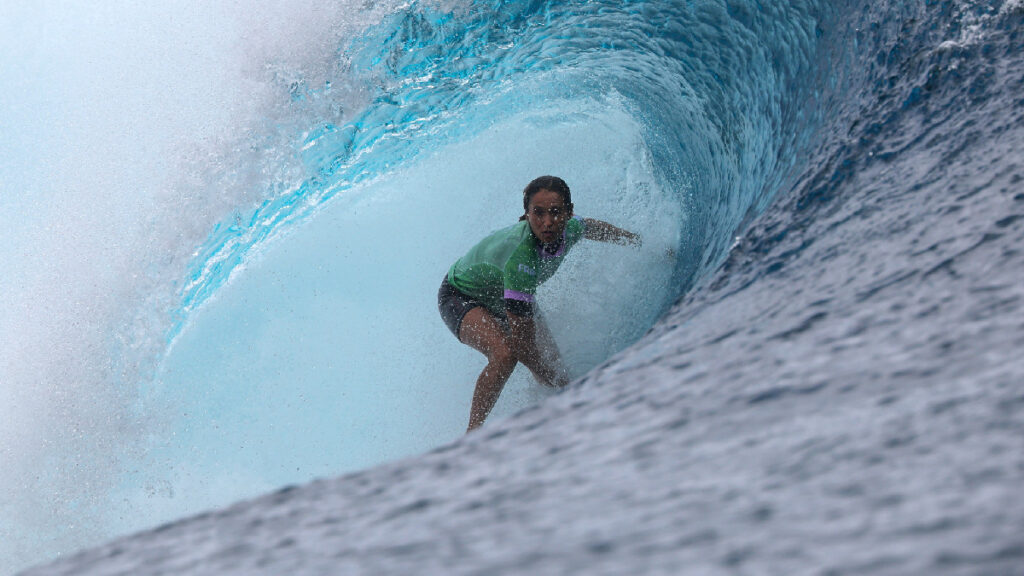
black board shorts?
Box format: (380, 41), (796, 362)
(438, 276), (507, 339)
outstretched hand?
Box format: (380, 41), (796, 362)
(582, 217), (642, 247)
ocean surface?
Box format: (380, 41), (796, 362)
(3, 0), (1023, 574)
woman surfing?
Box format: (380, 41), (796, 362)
(439, 176), (641, 432)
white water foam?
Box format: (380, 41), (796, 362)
(0, 2), (405, 573)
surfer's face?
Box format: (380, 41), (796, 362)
(526, 189), (572, 245)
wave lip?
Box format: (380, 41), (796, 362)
(177, 0), (829, 323)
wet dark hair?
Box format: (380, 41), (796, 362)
(520, 176), (572, 220)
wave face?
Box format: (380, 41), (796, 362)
(6, 0), (1024, 574)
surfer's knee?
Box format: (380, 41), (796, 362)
(486, 341), (518, 372)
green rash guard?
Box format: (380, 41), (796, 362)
(447, 216), (586, 316)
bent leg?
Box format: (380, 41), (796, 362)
(519, 313), (569, 388)
(459, 307), (518, 432)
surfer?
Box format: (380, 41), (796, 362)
(439, 175), (641, 432)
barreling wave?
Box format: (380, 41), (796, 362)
(176, 0), (831, 337)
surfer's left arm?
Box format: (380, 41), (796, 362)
(581, 218), (642, 247)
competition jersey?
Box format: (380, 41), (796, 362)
(447, 216), (586, 314)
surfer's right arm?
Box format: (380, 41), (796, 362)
(582, 217), (642, 247)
